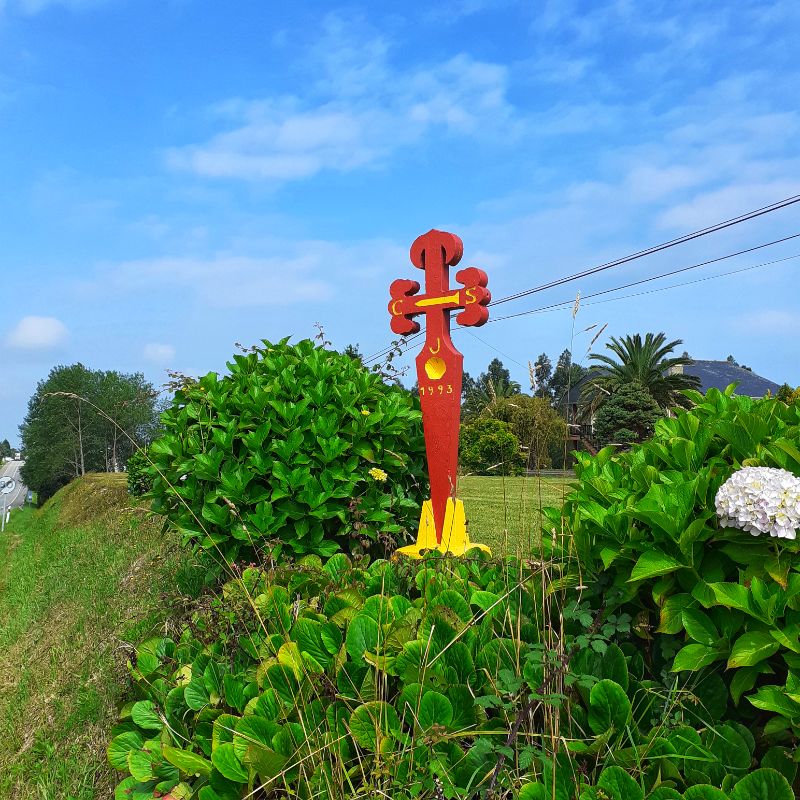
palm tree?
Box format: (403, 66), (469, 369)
(582, 333), (700, 411)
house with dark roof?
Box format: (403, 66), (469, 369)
(673, 360), (780, 398)
(560, 360), (780, 456)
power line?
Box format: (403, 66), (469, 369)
(363, 229), (799, 364)
(367, 249), (798, 366)
(490, 235), (800, 323)
(491, 193), (800, 306)
(561, 251), (800, 314)
(485, 251), (800, 322)
(363, 330), (425, 366)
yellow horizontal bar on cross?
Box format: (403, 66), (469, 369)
(415, 292), (460, 308)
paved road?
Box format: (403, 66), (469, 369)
(0, 459), (28, 511)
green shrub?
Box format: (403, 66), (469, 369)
(490, 394), (567, 469)
(546, 386), (800, 754)
(592, 380), (662, 446)
(147, 339), (427, 560)
(109, 550), (796, 799)
(126, 448), (152, 497)
(459, 417), (525, 475)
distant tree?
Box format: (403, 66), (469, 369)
(20, 364), (160, 501)
(549, 349), (587, 403)
(462, 371), (477, 402)
(0, 439), (12, 459)
(777, 384), (800, 404)
(593, 382), (662, 447)
(532, 353), (553, 399)
(725, 354), (753, 372)
(459, 418), (525, 475)
(583, 333), (699, 412)
(342, 344), (363, 363)
(462, 358), (522, 418)
(491, 395), (567, 470)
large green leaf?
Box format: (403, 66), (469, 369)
(518, 783), (546, 800)
(107, 731), (144, 771)
(345, 614), (380, 660)
(681, 608), (720, 647)
(127, 748), (158, 782)
(647, 789), (682, 799)
(727, 631), (780, 668)
(162, 746), (213, 778)
(418, 691), (453, 730)
(748, 686), (800, 718)
(115, 777), (158, 800)
(212, 714), (239, 750)
(211, 743), (248, 783)
(683, 787), (728, 800)
(761, 747), (798, 785)
(629, 551), (684, 582)
(131, 700), (163, 731)
(184, 680), (210, 711)
(232, 716), (281, 760)
(596, 766), (643, 800)
(323, 553), (351, 583)
(264, 664), (298, 706)
(657, 594), (693, 634)
(242, 744), (289, 781)
(729, 767), (795, 800)
(671, 643), (726, 672)
(348, 701), (400, 752)
(470, 590), (501, 612)
(588, 680), (630, 734)
(706, 583), (761, 620)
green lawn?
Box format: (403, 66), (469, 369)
(0, 474), (182, 800)
(459, 475), (573, 556)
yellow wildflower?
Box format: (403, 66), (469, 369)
(368, 467), (388, 482)
(361, 409), (370, 416)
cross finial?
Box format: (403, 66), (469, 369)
(388, 229), (491, 557)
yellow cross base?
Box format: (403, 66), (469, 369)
(395, 498), (491, 559)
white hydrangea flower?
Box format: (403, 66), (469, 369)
(715, 466), (800, 540)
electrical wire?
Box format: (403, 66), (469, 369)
(363, 230), (800, 365)
(366, 250), (798, 365)
(491, 193), (800, 306)
(546, 251), (800, 315)
(490, 240), (800, 323)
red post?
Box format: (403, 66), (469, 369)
(388, 230), (490, 549)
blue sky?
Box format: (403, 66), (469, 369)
(2, 0), (800, 444)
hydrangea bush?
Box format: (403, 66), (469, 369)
(545, 386), (800, 756)
(716, 466), (800, 539)
(146, 339), (427, 561)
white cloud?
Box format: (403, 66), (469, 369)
(167, 16), (517, 183)
(656, 179), (800, 231)
(108, 254), (333, 308)
(735, 310), (800, 335)
(6, 316), (68, 350)
(143, 343), (176, 365)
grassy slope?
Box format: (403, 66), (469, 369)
(0, 472), (567, 798)
(0, 474), (179, 800)
(460, 475), (572, 555)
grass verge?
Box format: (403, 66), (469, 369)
(0, 473), (181, 800)
(459, 474), (572, 555)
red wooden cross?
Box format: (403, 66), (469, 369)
(388, 229), (490, 547)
